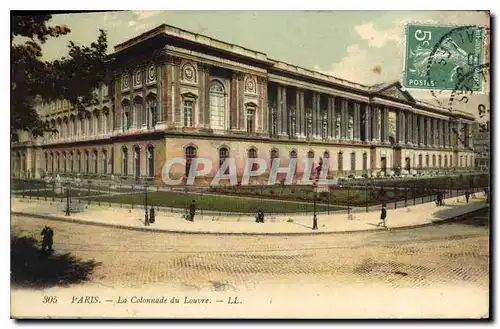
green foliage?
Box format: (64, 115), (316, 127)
(11, 14), (109, 141)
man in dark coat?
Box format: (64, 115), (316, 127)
(149, 206), (155, 223)
(40, 226), (54, 252)
(465, 190), (471, 203)
(256, 209), (265, 223)
(189, 200), (196, 221)
(378, 204), (387, 227)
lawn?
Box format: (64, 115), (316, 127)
(11, 179), (47, 191)
(87, 191), (338, 214)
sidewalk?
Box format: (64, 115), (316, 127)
(11, 193), (488, 235)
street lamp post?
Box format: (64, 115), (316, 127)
(312, 182), (318, 230)
(144, 183), (149, 226)
(65, 183), (71, 216)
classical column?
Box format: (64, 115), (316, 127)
(300, 90), (305, 137)
(364, 104), (371, 142)
(296, 89), (301, 136)
(412, 113), (418, 144)
(354, 102), (360, 140)
(406, 112), (412, 144)
(371, 105), (378, 141)
(276, 85), (282, 135)
(444, 120), (449, 147)
(230, 72), (239, 130)
(395, 109), (401, 144)
(419, 115), (425, 145)
(203, 65), (211, 129)
(341, 98), (347, 139)
(426, 117), (432, 146)
(327, 96), (334, 139)
(316, 93), (322, 138)
(281, 86), (288, 136)
(382, 107), (389, 142)
(173, 58), (181, 126)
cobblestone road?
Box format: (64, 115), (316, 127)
(11, 209), (490, 292)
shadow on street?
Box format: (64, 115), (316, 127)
(11, 234), (101, 289)
(432, 205), (489, 228)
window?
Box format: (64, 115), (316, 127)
(322, 120), (327, 139)
(248, 148), (258, 171)
(432, 155), (436, 167)
(381, 157), (387, 172)
(63, 152), (67, 173)
(363, 152), (368, 170)
(405, 157), (411, 171)
(246, 108), (255, 134)
(306, 112), (312, 137)
(350, 152), (356, 171)
(219, 147), (229, 170)
(103, 150), (108, 175)
(123, 101), (131, 131)
(147, 145), (154, 177)
(44, 152), (48, 172)
(338, 152), (343, 172)
(85, 151), (89, 174)
(134, 98), (144, 127)
(70, 152), (74, 173)
(134, 146), (140, 178)
(56, 153), (60, 172)
(209, 81), (225, 130)
(50, 153), (54, 172)
(438, 155), (442, 168)
(425, 154), (429, 167)
(290, 150), (297, 159)
(419, 154), (423, 168)
(94, 150), (98, 174)
(77, 152), (81, 173)
(444, 155), (448, 167)
(185, 146), (197, 176)
(122, 147), (128, 176)
(184, 100), (194, 127)
(146, 95), (157, 128)
(271, 149), (279, 168)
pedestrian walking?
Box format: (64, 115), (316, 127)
(256, 209), (265, 223)
(40, 226), (54, 252)
(149, 206), (155, 224)
(465, 190), (471, 203)
(189, 200), (196, 221)
(377, 204), (387, 228)
(312, 214), (318, 230)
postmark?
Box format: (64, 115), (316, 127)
(403, 24), (485, 91)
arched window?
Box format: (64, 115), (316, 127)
(444, 155), (448, 167)
(77, 151), (81, 173)
(84, 150), (89, 174)
(50, 152), (54, 172)
(69, 151), (74, 173)
(418, 154), (423, 168)
(134, 97), (143, 128)
(219, 147), (229, 169)
(425, 154), (429, 167)
(185, 146), (197, 176)
(248, 147), (258, 171)
(56, 152), (60, 172)
(290, 150), (297, 159)
(432, 154), (436, 167)
(146, 94), (157, 128)
(209, 81), (225, 130)
(147, 145), (154, 177)
(338, 152), (343, 172)
(44, 152), (48, 172)
(438, 155), (442, 168)
(307, 150), (314, 159)
(362, 152), (368, 171)
(122, 147), (128, 176)
(102, 149), (108, 175)
(63, 152), (67, 173)
(270, 148), (279, 168)
(134, 145), (141, 178)
(350, 152), (356, 171)
(122, 100), (131, 131)
(93, 149), (98, 174)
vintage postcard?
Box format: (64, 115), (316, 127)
(10, 10), (490, 319)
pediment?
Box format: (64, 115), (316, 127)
(373, 81), (416, 104)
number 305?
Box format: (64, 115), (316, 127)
(42, 296), (58, 304)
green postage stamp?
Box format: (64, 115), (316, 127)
(404, 24), (485, 91)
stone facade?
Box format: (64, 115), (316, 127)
(11, 24), (477, 183)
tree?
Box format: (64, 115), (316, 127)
(11, 14), (109, 141)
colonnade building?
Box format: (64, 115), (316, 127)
(11, 24), (476, 184)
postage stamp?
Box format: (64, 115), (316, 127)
(403, 24), (485, 91)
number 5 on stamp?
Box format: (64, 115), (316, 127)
(403, 24), (485, 91)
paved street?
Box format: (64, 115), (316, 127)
(11, 209), (489, 290)
(10, 209), (490, 318)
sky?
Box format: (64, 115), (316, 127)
(32, 10), (490, 120)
